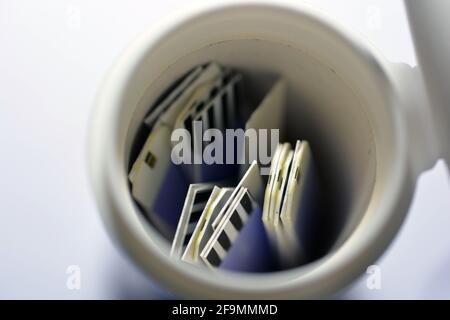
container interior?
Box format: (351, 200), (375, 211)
(118, 5), (396, 275)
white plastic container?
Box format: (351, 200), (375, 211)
(89, 0), (450, 298)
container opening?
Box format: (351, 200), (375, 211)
(125, 38), (378, 273)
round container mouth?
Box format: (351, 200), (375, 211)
(90, 1), (412, 298)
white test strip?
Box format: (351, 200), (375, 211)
(170, 184), (215, 258)
(280, 141), (311, 224)
(268, 143), (291, 225)
(211, 161), (262, 229)
(278, 141), (312, 266)
(200, 187), (255, 269)
(262, 143), (283, 226)
(129, 126), (171, 211)
(261, 140), (314, 268)
(272, 145), (294, 266)
(182, 188), (234, 265)
(274, 146), (293, 223)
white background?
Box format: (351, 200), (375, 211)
(0, 0), (449, 299)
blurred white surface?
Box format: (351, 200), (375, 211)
(0, 0), (448, 299)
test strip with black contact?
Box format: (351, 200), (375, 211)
(189, 72), (243, 183)
(179, 70), (234, 134)
(200, 187), (255, 269)
(211, 161), (262, 230)
(193, 73), (242, 132)
(170, 184), (214, 258)
(154, 63), (224, 135)
(176, 71), (231, 156)
(181, 187), (234, 265)
(129, 125), (183, 240)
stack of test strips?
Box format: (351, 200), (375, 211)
(128, 62), (319, 272)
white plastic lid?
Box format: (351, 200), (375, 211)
(405, 0), (450, 164)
